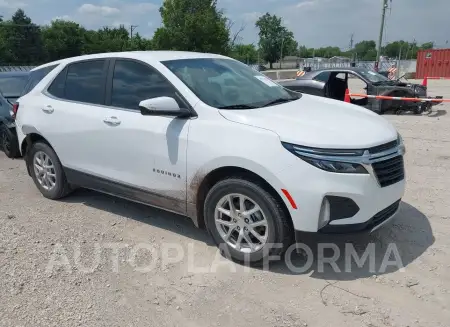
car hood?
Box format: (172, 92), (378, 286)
(219, 94), (398, 149)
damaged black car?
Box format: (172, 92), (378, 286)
(278, 67), (442, 114)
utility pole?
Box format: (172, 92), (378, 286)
(349, 33), (355, 63)
(257, 47), (260, 66)
(280, 36), (284, 69)
(375, 0), (389, 71)
(130, 25), (138, 38)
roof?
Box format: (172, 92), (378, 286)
(310, 67), (367, 73)
(32, 51), (230, 71)
(298, 67), (370, 78)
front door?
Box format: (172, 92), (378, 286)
(95, 58), (191, 214)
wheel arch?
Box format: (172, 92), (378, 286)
(190, 165), (293, 230)
(21, 132), (55, 164)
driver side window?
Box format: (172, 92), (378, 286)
(314, 72), (331, 82)
(110, 60), (183, 110)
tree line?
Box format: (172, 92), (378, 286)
(0, 0), (436, 68)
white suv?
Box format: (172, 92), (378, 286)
(15, 51), (406, 263)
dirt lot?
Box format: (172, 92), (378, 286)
(1, 80), (450, 327)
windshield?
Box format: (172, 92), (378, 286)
(0, 75), (28, 97)
(358, 69), (389, 83)
(162, 58), (300, 109)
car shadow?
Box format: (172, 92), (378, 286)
(265, 201), (434, 280)
(427, 109), (447, 118)
(61, 188), (214, 245)
(61, 191), (433, 281)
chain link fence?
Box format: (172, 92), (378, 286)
(0, 66), (35, 73)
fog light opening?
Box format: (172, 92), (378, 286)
(318, 198), (331, 229)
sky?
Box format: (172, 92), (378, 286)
(0, 0), (449, 49)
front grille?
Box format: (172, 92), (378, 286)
(368, 140), (398, 154)
(368, 200), (401, 229)
(372, 155), (405, 187)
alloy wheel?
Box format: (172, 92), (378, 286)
(214, 193), (269, 253)
(33, 151), (57, 190)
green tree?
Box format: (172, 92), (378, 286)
(256, 13), (295, 68)
(152, 0), (230, 54)
(420, 42), (433, 50)
(230, 44), (258, 64)
(83, 26), (129, 54)
(298, 45), (308, 58)
(126, 32), (153, 51)
(41, 20), (85, 61)
(284, 38), (298, 56)
(0, 9), (44, 65)
(354, 40), (376, 60)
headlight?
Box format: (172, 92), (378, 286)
(301, 157), (368, 173)
(282, 142), (369, 174)
(397, 132), (406, 154)
(415, 86), (426, 96)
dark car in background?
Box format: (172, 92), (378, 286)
(0, 71), (29, 104)
(0, 90), (19, 157)
(0, 71), (29, 157)
(0, 65), (59, 158)
(278, 67), (441, 114)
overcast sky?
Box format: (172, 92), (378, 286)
(1, 0), (449, 49)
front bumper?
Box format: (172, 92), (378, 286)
(275, 141), (406, 233)
(319, 199), (401, 233)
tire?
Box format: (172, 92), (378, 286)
(0, 124), (20, 158)
(413, 105), (423, 115)
(26, 141), (72, 199)
(204, 177), (294, 264)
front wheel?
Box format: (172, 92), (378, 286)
(204, 178), (294, 264)
(414, 105), (424, 115)
(0, 124), (20, 158)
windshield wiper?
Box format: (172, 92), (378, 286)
(261, 97), (296, 107)
(218, 104), (257, 109)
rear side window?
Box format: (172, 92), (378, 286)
(47, 67), (67, 98)
(47, 59), (108, 105)
(21, 64), (58, 96)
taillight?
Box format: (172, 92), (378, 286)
(12, 103), (19, 119)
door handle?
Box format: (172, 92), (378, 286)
(103, 116), (121, 126)
(42, 105), (54, 114)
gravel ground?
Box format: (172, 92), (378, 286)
(1, 80), (450, 327)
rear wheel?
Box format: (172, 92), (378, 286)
(26, 142), (72, 199)
(204, 178), (294, 264)
(0, 124), (20, 158)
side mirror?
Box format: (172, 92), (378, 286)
(139, 97), (191, 118)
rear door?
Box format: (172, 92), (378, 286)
(38, 58), (114, 175)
